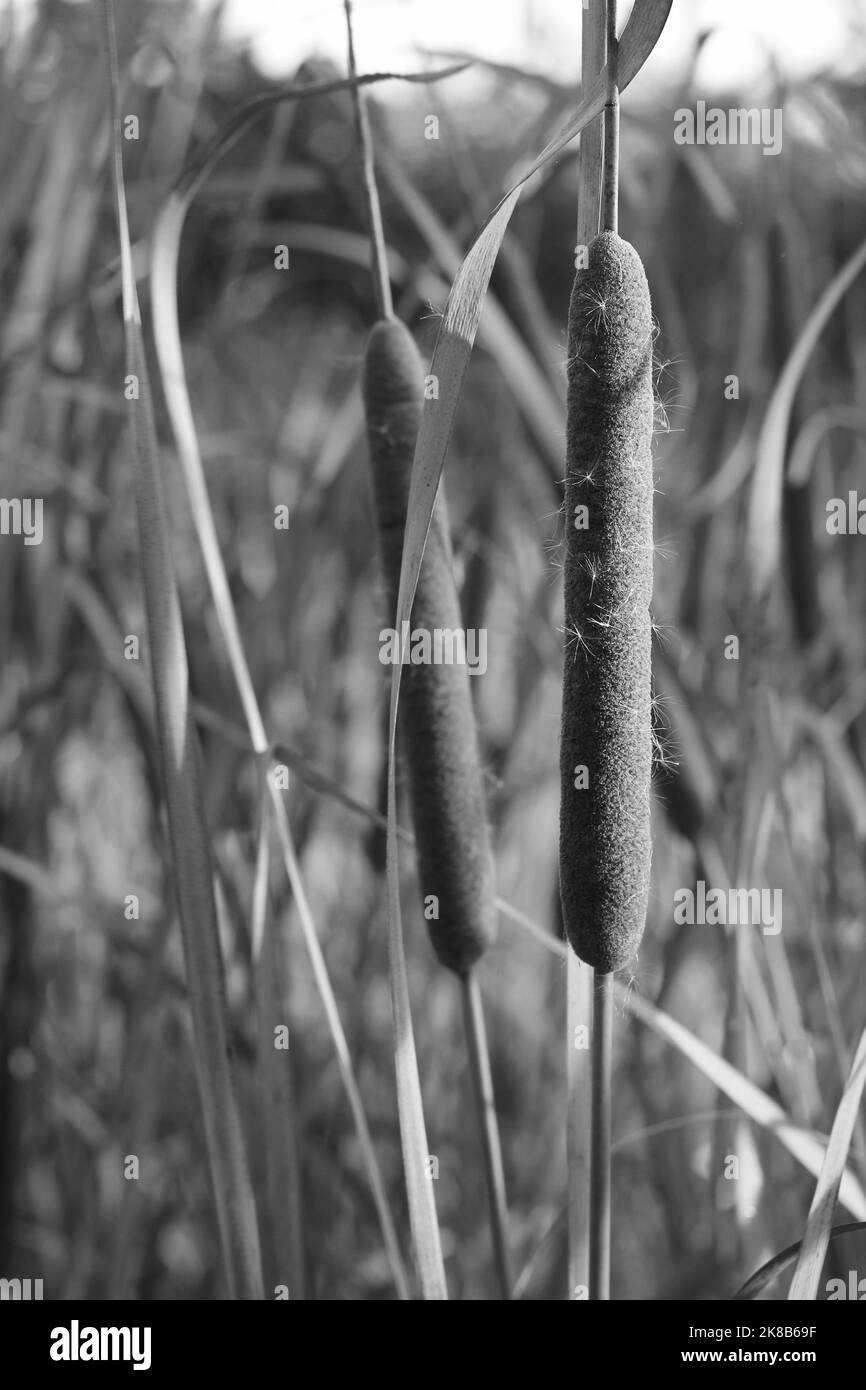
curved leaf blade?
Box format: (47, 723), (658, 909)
(747, 234), (866, 602)
(734, 1222), (866, 1301)
(98, 0), (263, 1300)
(788, 1022), (866, 1299)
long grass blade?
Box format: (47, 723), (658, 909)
(98, 0), (263, 1299)
(175, 66), (470, 206)
(250, 792), (306, 1299)
(747, 233), (866, 603)
(622, 986), (866, 1220)
(150, 100), (412, 1302)
(374, 144), (566, 479)
(389, 0), (672, 780)
(734, 1222), (866, 1301)
(461, 973), (513, 1298)
(788, 1022), (866, 1299)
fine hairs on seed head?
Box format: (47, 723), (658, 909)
(560, 232), (655, 973)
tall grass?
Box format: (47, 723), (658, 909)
(4, 0), (866, 1304)
(98, 0), (262, 1298)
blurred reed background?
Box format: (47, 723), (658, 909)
(1, 0), (865, 1299)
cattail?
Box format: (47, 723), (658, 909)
(560, 230), (654, 973)
(345, 0), (504, 1291)
(363, 317), (497, 976)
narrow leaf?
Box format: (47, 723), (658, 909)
(622, 986), (866, 1220)
(788, 1022), (866, 1299)
(150, 93), (412, 1302)
(250, 794), (306, 1298)
(734, 1222), (866, 1301)
(176, 66), (471, 206)
(392, 0), (673, 668)
(747, 233), (866, 602)
(98, 0), (263, 1299)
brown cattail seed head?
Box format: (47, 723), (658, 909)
(560, 232), (654, 972)
(363, 317), (497, 975)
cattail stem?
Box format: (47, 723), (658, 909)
(343, 0), (393, 319)
(589, 970), (613, 1299)
(568, 0), (606, 1302)
(461, 971), (513, 1299)
(602, 0), (619, 235)
(567, 953), (592, 1296)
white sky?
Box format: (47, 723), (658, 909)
(217, 0), (864, 89)
(1, 0), (861, 91)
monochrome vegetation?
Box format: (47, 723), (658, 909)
(0, 0), (864, 1303)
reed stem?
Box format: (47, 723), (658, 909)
(343, 0), (393, 319)
(568, 0), (606, 1301)
(602, 0), (619, 235)
(461, 971), (513, 1299)
(590, 969), (613, 1299)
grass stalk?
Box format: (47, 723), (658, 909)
(568, 0), (606, 1301)
(343, 0), (393, 320)
(589, 970), (613, 1299)
(251, 792), (306, 1299)
(98, 0), (263, 1299)
(150, 98), (412, 1307)
(567, 954), (593, 1296)
(602, 0), (619, 234)
(461, 973), (513, 1298)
